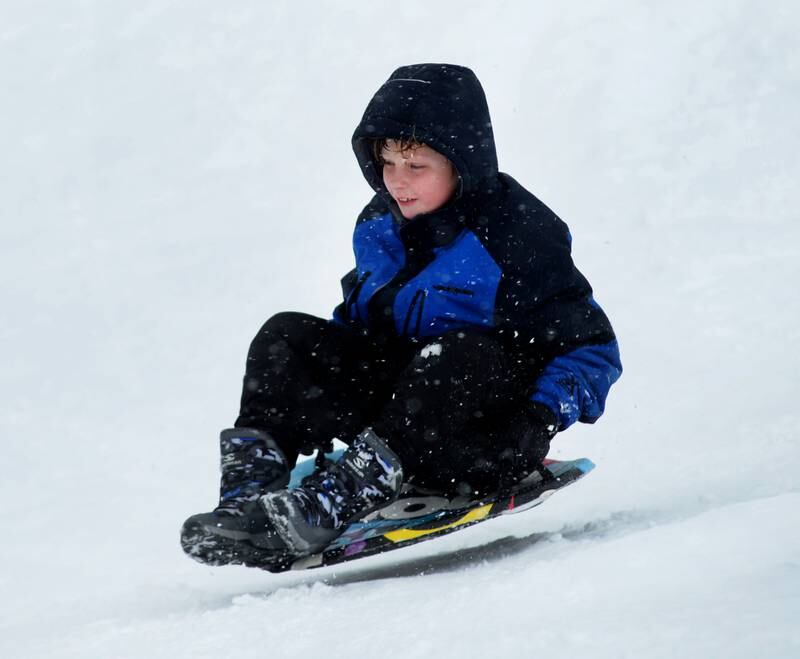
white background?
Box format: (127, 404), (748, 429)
(2, 1), (799, 657)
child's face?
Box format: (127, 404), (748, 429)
(380, 140), (459, 219)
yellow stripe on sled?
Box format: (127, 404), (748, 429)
(383, 504), (493, 543)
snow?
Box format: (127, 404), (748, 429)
(420, 342), (443, 358)
(2, 1), (799, 657)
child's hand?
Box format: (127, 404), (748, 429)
(497, 402), (558, 483)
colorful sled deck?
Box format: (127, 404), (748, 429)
(267, 454), (595, 572)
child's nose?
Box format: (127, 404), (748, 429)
(383, 164), (409, 192)
(389, 169), (409, 187)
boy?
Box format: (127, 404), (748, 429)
(181, 63), (621, 567)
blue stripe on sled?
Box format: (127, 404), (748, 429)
(288, 450), (345, 488)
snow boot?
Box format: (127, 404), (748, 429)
(214, 427), (291, 514)
(181, 428), (401, 567)
(260, 428), (404, 556)
(180, 428), (290, 566)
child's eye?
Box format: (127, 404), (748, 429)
(409, 164), (426, 170)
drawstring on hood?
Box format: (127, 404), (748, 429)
(352, 64), (499, 207)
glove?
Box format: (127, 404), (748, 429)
(497, 401), (558, 483)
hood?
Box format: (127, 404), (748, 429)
(352, 64), (498, 200)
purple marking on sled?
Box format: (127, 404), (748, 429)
(344, 541), (367, 557)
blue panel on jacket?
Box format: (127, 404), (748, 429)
(393, 230), (502, 338)
(348, 214), (405, 324)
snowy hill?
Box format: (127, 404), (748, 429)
(2, 1), (799, 657)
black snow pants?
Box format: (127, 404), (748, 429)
(235, 312), (542, 493)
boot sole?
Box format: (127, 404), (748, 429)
(180, 515), (291, 572)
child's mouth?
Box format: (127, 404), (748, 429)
(396, 197), (416, 206)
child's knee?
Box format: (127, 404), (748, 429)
(247, 312), (325, 363)
(258, 312), (317, 336)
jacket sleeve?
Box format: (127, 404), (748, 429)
(529, 340), (622, 430)
(481, 186), (621, 430)
(331, 268), (359, 326)
(331, 198), (390, 328)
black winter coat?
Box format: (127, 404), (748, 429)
(333, 64), (621, 430)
